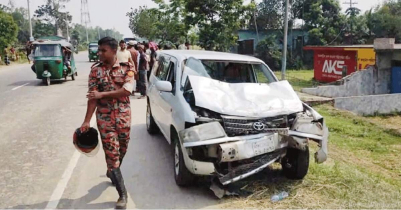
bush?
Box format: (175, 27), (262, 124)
(255, 35), (281, 70)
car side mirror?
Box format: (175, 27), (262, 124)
(155, 81), (172, 92)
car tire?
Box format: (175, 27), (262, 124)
(281, 146), (310, 180)
(172, 134), (194, 187)
(146, 103), (159, 134)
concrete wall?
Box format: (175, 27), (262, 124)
(302, 65), (391, 98)
(334, 94), (401, 116)
(301, 65), (391, 98)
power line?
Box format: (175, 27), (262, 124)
(343, 0), (358, 9)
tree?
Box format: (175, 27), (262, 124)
(153, 1), (187, 43)
(11, 7), (30, 44)
(365, 1), (401, 41)
(0, 11), (18, 49)
(127, 1), (188, 43)
(184, 0), (252, 51)
(32, 20), (54, 38)
(249, 0), (284, 30)
(34, 0), (72, 35)
(293, 0), (346, 45)
(255, 35), (281, 70)
(0, 4), (10, 12)
(127, 6), (159, 40)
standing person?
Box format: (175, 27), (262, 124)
(10, 46), (16, 60)
(137, 44), (149, 98)
(117, 40), (134, 66)
(178, 42), (186, 50)
(149, 43), (158, 79)
(81, 37), (135, 209)
(127, 41), (139, 94)
(127, 41), (138, 73)
(26, 41), (33, 64)
(185, 42), (190, 50)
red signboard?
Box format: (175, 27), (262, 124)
(313, 50), (357, 83)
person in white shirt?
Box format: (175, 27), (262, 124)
(178, 42), (186, 50)
(117, 40), (134, 65)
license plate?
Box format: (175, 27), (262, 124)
(252, 135), (276, 156)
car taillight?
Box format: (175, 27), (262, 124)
(56, 60), (62, 64)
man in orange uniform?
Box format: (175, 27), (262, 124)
(80, 37), (135, 209)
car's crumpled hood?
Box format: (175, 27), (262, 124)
(188, 75), (304, 118)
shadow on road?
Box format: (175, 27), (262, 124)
(8, 182), (115, 209)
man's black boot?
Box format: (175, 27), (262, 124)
(111, 168), (128, 209)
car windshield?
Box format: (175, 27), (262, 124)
(184, 58), (277, 84)
(34, 44), (62, 57)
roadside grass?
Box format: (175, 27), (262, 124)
(273, 70), (319, 91)
(223, 104), (401, 208)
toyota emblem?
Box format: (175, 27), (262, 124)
(253, 122), (265, 131)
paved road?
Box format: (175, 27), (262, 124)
(0, 52), (223, 209)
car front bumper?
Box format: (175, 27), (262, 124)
(179, 121), (328, 185)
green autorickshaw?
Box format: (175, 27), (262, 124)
(32, 40), (77, 86)
(88, 42), (99, 62)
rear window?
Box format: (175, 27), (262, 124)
(34, 45), (62, 57)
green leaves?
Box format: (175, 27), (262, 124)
(184, 0), (250, 51)
(127, 2), (187, 43)
(0, 11), (18, 49)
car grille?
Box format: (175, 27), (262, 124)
(222, 115), (288, 136)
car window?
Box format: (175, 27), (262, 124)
(154, 56), (170, 80)
(166, 62), (176, 94)
(253, 63), (277, 83)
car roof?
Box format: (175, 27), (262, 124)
(160, 50), (264, 63)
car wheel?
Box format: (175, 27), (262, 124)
(173, 135), (194, 186)
(281, 146), (310, 180)
(146, 103), (159, 134)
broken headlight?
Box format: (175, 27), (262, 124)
(179, 122), (226, 143)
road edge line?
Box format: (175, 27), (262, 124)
(45, 116), (96, 209)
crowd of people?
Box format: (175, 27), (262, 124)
(116, 39), (190, 98)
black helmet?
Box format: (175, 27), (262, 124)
(73, 127), (99, 156)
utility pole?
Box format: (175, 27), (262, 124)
(27, 0), (34, 41)
(81, 0), (91, 43)
(343, 0), (358, 44)
(251, 0), (259, 43)
(281, 0), (289, 80)
(66, 14), (70, 42)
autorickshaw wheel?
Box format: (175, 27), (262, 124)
(43, 78), (50, 86)
(71, 73), (75, 81)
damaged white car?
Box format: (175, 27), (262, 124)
(146, 50), (328, 186)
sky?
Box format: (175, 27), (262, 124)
(0, 0), (386, 37)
